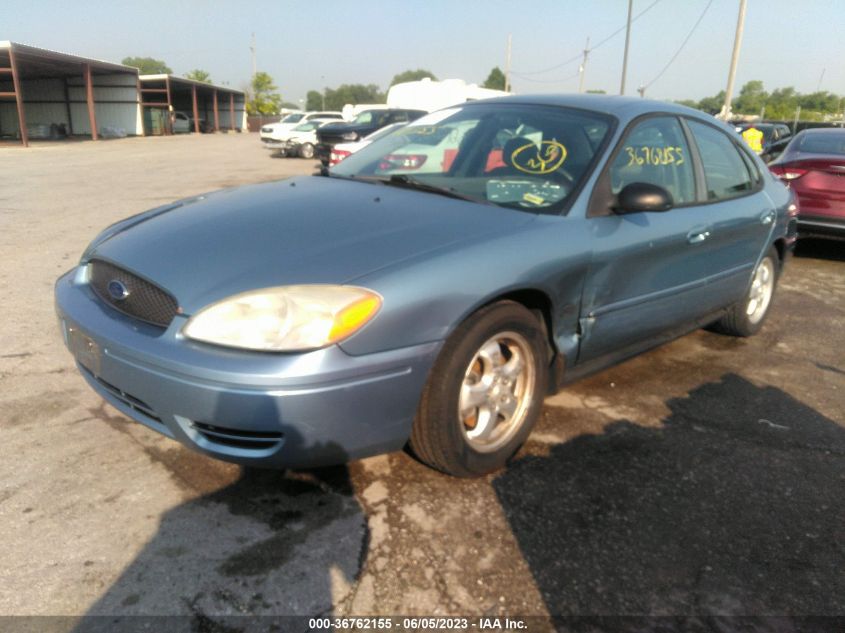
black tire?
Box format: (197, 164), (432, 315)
(410, 301), (549, 477)
(299, 143), (315, 159)
(712, 246), (780, 337)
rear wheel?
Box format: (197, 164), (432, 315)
(299, 143), (315, 159)
(410, 301), (548, 477)
(713, 246), (779, 336)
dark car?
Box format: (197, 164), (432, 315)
(56, 95), (793, 477)
(316, 108), (427, 165)
(735, 122), (792, 154)
(769, 128), (845, 240)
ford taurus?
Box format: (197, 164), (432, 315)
(55, 95), (795, 477)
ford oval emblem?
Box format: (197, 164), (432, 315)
(107, 279), (130, 301)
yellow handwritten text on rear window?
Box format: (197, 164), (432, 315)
(625, 146), (685, 166)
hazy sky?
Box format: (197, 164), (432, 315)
(5, 0), (844, 103)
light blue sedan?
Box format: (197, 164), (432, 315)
(55, 95), (796, 477)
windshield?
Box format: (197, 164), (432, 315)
(332, 104), (613, 212)
(293, 122), (319, 132)
(282, 113), (304, 123)
(352, 110), (388, 126)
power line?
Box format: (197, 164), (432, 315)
(511, 0), (662, 77)
(641, 0), (714, 92)
(510, 70), (582, 85)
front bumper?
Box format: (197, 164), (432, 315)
(55, 269), (440, 468)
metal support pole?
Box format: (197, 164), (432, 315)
(165, 76), (172, 135)
(84, 63), (98, 140)
(620, 0), (633, 95)
(192, 84), (200, 133)
(9, 46), (28, 146)
(721, 0), (747, 120)
(63, 77), (74, 135)
(578, 37), (590, 93)
(505, 33), (512, 92)
(229, 93), (235, 131)
(213, 89), (219, 132)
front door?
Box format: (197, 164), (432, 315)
(578, 115), (712, 363)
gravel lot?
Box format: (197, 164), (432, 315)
(1, 134), (842, 628)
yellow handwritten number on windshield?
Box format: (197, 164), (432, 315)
(512, 141), (568, 175)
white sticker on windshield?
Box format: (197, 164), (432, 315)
(406, 108), (462, 127)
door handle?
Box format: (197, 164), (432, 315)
(760, 210), (776, 225)
(687, 230), (711, 244)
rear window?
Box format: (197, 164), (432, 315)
(796, 133), (845, 156)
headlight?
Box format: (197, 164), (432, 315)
(341, 131), (359, 141)
(182, 285), (382, 352)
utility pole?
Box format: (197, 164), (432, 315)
(250, 33), (256, 78)
(816, 68), (826, 91)
(637, 85), (646, 98)
(505, 34), (512, 92)
(721, 0), (747, 121)
(578, 37), (590, 93)
(620, 0), (633, 95)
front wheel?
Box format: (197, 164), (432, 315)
(410, 301), (548, 477)
(712, 246), (779, 337)
(299, 143), (315, 159)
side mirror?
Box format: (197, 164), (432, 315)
(615, 182), (674, 214)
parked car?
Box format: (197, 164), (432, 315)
(55, 95), (794, 478)
(172, 111), (192, 134)
(329, 122), (407, 166)
(735, 122), (792, 154)
(316, 108), (427, 165)
(260, 111), (344, 144)
(769, 128), (845, 240)
(172, 111), (213, 134)
(263, 119), (338, 158)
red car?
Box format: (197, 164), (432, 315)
(769, 128), (845, 240)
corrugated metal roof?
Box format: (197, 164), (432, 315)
(140, 74), (244, 96)
(0, 41), (139, 74)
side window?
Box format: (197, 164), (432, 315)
(609, 116), (696, 205)
(687, 120), (754, 201)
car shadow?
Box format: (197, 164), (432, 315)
(493, 373), (844, 618)
(794, 238), (845, 262)
(71, 419), (366, 633)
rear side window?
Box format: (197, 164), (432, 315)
(609, 116), (696, 205)
(687, 120), (754, 201)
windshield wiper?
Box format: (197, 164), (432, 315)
(376, 174), (487, 204)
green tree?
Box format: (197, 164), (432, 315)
(305, 90), (324, 111)
(734, 80), (768, 115)
(323, 84), (385, 111)
(390, 69), (437, 86)
(675, 99), (699, 109)
(184, 69), (211, 83)
(246, 72), (282, 115)
(697, 90), (726, 114)
(586, 89), (607, 94)
(122, 56), (172, 74)
(482, 67), (506, 91)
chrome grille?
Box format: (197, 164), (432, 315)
(89, 260), (178, 328)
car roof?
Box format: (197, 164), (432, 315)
(799, 127), (845, 136)
(462, 93), (717, 124)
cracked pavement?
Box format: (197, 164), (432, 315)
(0, 134), (842, 627)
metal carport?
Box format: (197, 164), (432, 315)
(139, 75), (246, 135)
(0, 41), (142, 147)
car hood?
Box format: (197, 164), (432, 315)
(88, 176), (535, 314)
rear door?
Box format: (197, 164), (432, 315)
(683, 118), (776, 309)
